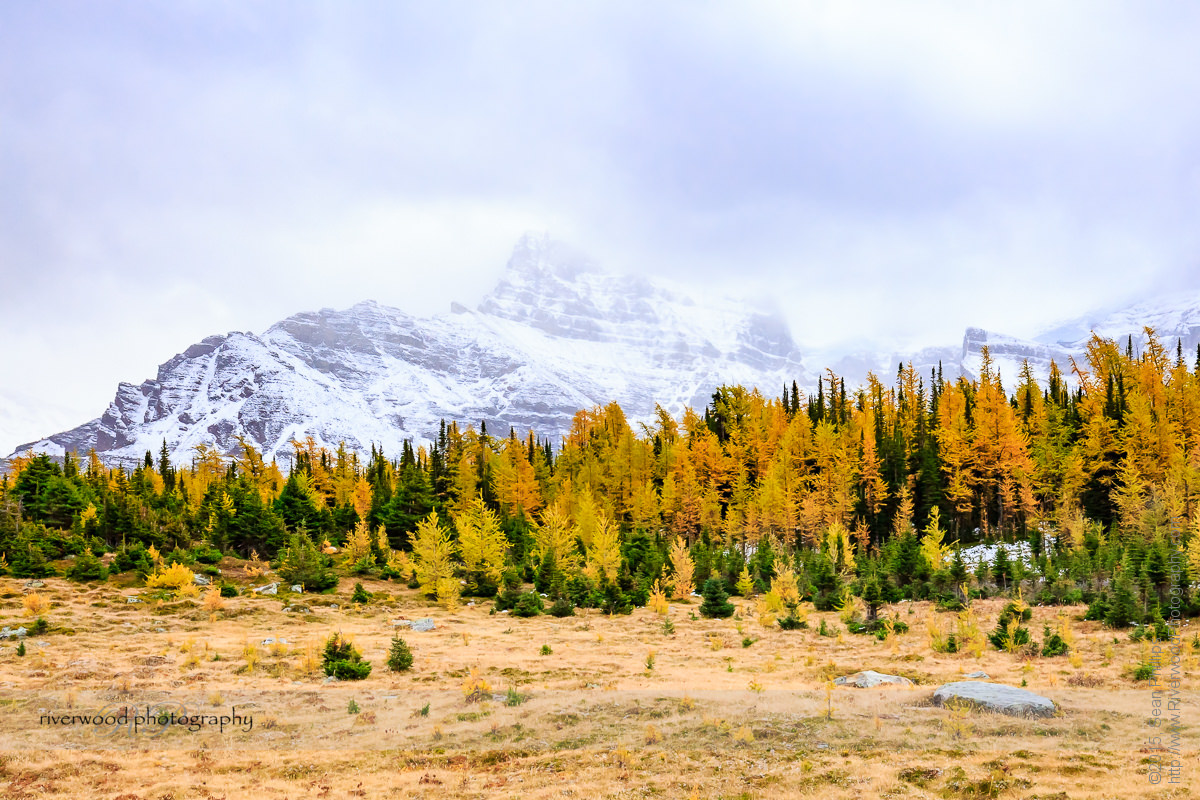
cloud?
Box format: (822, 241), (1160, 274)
(2, 1), (1199, 451)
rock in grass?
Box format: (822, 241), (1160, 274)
(932, 681), (1055, 718)
(963, 671), (990, 679)
(833, 670), (914, 688)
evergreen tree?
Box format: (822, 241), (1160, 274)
(699, 577), (735, 618)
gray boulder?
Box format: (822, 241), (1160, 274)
(834, 670), (914, 688)
(932, 681), (1056, 718)
(251, 582), (279, 595)
(23, 580), (45, 589)
(290, 584), (304, 593)
(393, 617), (436, 632)
(193, 574), (211, 586)
(963, 671), (990, 679)
(1, 626), (28, 639)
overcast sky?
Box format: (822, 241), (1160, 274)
(3, 1), (1200, 453)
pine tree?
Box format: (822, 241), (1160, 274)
(699, 577), (735, 618)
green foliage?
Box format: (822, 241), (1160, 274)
(548, 596), (575, 617)
(66, 549), (107, 582)
(6, 533), (54, 578)
(112, 544), (154, 576)
(1105, 577), (1141, 629)
(699, 578), (735, 619)
(386, 636), (414, 672)
(504, 688), (527, 706)
(347, 698), (360, 714)
(512, 591), (544, 617)
(29, 617), (49, 636)
(323, 632), (371, 680)
(540, 644), (552, 656)
(988, 601), (1032, 651)
(277, 531), (339, 593)
(219, 584), (238, 597)
(1040, 625), (1069, 657)
(351, 582), (371, 604)
(16, 641), (25, 657)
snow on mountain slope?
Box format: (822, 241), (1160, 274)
(9, 234), (809, 466)
(1039, 292), (1200, 355)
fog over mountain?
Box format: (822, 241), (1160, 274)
(8, 235), (1200, 466)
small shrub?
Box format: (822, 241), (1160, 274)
(219, 584), (238, 597)
(1040, 625), (1069, 657)
(145, 563), (196, 591)
(347, 698), (360, 714)
(16, 641), (26, 657)
(351, 583), (372, 604)
(1129, 662), (1155, 681)
(777, 603), (808, 630)
(277, 533), (339, 593)
(29, 617), (49, 636)
(512, 592), (545, 618)
(23, 592), (49, 617)
(323, 632), (372, 681)
(461, 667), (491, 702)
(504, 688), (527, 706)
(549, 596), (575, 617)
(540, 644), (552, 656)
(661, 619), (676, 636)
(66, 549), (107, 582)
(387, 636), (414, 672)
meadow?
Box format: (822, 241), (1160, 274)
(0, 563), (1192, 800)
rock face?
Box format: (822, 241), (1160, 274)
(10, 234), (807, 466)
(833, 670), (914, 688)
(932, 682), (1056, 718)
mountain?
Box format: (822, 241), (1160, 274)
(819, 291), (1200, 394)
(8, 234), (808, 466)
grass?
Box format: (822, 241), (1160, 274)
(0, 573), (1195, 798)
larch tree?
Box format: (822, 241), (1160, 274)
(453, 494), (508, 593)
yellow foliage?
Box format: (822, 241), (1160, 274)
(647, 578), (670, 615)
(341, 520), (375, 568)
(461, 666), (491, 703)
(735, 566), (754, 597)
(769, 565), (800, 608)
(666, 536), (694, 600)
(454, 494), (508, 586)
(23, 592), (49, 617)
(412, 511), (460, 608)
(145, 562), (195, 591)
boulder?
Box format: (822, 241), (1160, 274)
(252, 583), (279, 595)
(193, 574), (211, 586)
(1, 626), (28, 640)
(393, 617), (437, 632)
(833, 670), (914, 688)
(963, 671), (990, 679)
(290, 585), (304, 593)
(23, 581), (45, 589)
(932, 681), (1056, 718)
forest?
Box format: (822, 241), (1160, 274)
(3, 330), (1200, 635)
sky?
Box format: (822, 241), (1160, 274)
(3, 1), (1200, 453)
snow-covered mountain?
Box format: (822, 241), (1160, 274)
(8, 232), (1200, 468)
(8, 234), (808, 466)
(818, 294), (1200, 394)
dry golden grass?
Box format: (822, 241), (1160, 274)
(0, 576), (1195, 798)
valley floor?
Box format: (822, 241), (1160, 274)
(0, 575), (1194, 799)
